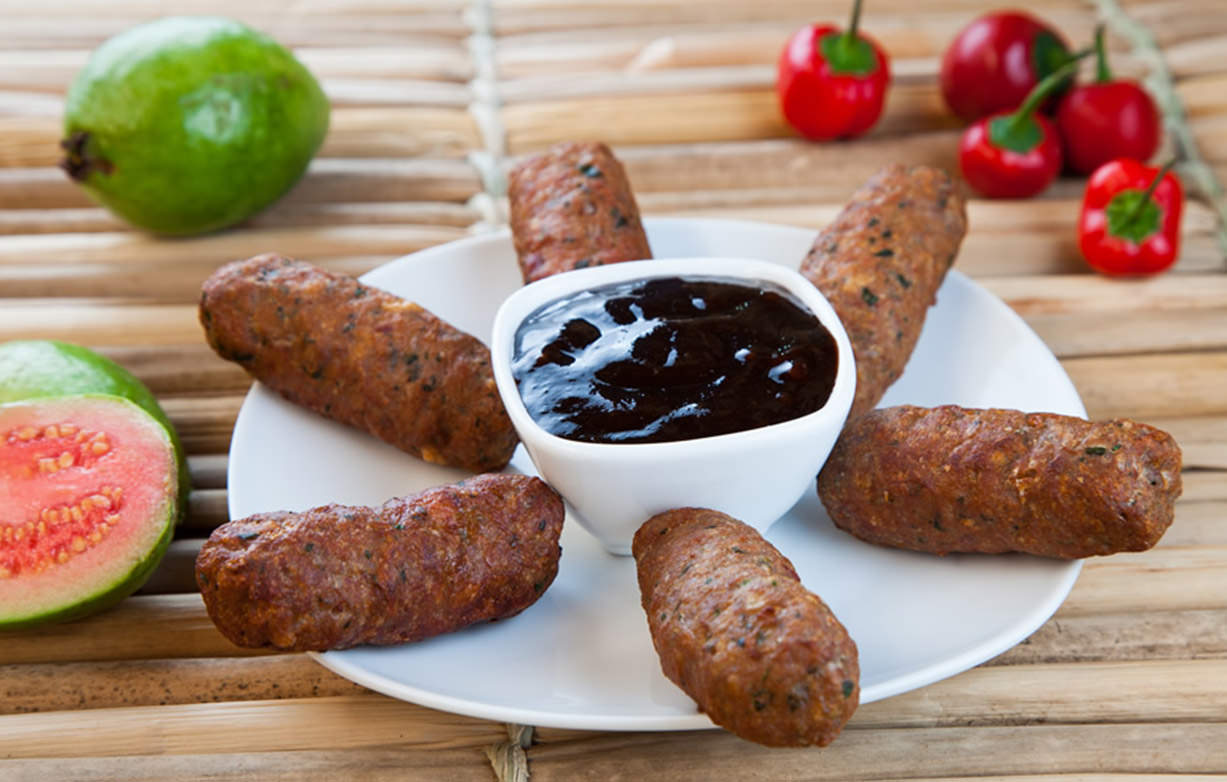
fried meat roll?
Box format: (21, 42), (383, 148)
(800, 164), (967, 418)
(508, 141), (652, 284)
(817, 406), (1183, 558)
(633, 508), (859, 747)
(200, 254), (517, 472)
(196, 474), (564, 651)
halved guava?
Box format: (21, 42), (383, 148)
(0, 395), (178, 628)
(0, 339), (188, 520)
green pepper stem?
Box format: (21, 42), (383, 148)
(1003, 57), (1086, 136)
(1121, 159), (1177, 227)
(839, 0), (864, 54)
(1094, 25), (1112, 83)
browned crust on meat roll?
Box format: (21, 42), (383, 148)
(817, 406), (1183, 558)
(199, 253), (517, 473)
(195, 473), (564, 651)
(508, 141), (652, 284)
(801, 165), (967, 418)
(633, 508), (859, 747)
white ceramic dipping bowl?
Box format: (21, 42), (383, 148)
(491, 257), (856, 556)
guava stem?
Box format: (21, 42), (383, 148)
(59, 131), (113, 181)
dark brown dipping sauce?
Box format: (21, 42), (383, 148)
(511, 275), (839, 444)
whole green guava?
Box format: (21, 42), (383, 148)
(61, 16), (329, 236)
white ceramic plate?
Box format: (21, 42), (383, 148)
(227, 218), (1084, 731)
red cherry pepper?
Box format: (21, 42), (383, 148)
(959, 61), (1080, 198)
(1056, 26), (1161, 175)
(941, 10), (1073, 123)
(1078, 158), (1183, 276)
(777, 0), (891, 141)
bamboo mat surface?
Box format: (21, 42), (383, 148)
(2, 0), (1226, 780)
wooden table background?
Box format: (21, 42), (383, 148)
(2, 1), (1226, 779)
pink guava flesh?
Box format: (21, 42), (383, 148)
(0, 396), (176, 626)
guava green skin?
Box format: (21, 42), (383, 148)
(0, 340), (189, 521)
(0, 395), (178, 629)
(62, 16), (329, 236)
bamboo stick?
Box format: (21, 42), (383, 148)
(528, 723), (1227, 779)
(1146, 415), (1227, 469)
(0, 301), (202, 346)
(1178, 470), (1227, 502)
(1164, 35), (1227, 80)
(615, 135), (961, 196)
(487, 2), (1092, 36)
(1061, 546), (1227, 616)
(1160, 501), (1227, 547)
(0, 594), (262, 665)
(994, 608), (1227, 665)
(282, 158), (482, 204)
(0, 201), (481, 236)
(1, 748), (495, 782)
(0, 45), (476, 93)
(853, 659), (1227, 728)
(0, 167), (92, 209)
(502, 88), (791, 151)
(296, 45), (475, 82)
(0, 49), (84, 93)
(0, 207), (124, 235)
(2, 0), (467, 16)
(161, 395), (244, 455)
(321, 78), (472, 108)
(0, 255), (405, 300)
(319, 108), (479, 157)
(502, 84), (957, 151)
(0, 654), (363, 715)
(0, 158), (483, 211)
(187, 454), (228, 490)
(136, 539), (206, 595)
(0, 116), (64, 168)
(0, 224), (466, 267)
(982, 269), (1227, 315)
(1062, 351), (1227, 420)
(1121, 0), (1227, 43)
(1024, 307), (1227, 357)
(0, 89), (61, 117)
(185, 489), (229, 532)
(1191, 114), (1227, 163)
(93, 345), (251, 397)
(0, 694), (504, 758)
(249, 200), (481, 229)
(0, 15), (470, 50)
(493, 23), (1143, 80)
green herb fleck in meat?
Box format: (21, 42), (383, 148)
(861, 287), (879, 307)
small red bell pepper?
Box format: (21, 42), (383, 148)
(941, 10), (1073, 123)
(777, 0), (891, 141)
(958, 60), (1081, 198)
(1056, 26), (1161, 174)
(1078, 158), (1183, 276)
